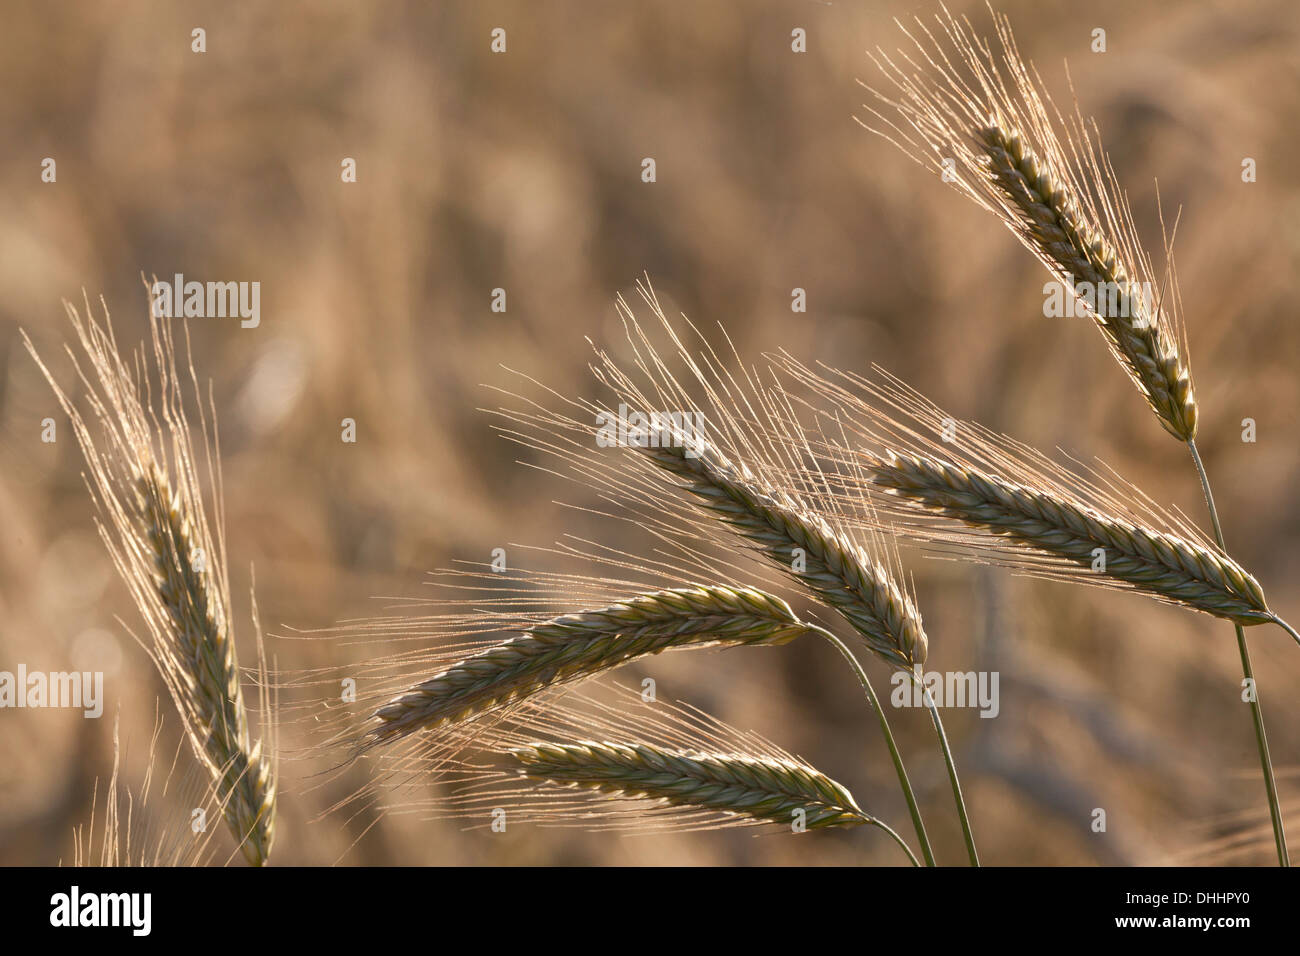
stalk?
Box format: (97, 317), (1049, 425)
(1272, 615), (1300, 648)
(814, 626), (935, 866)
(873, 820), (921, 867)
(1188, 438), (1288, 867)
(914, 673), (980, 866)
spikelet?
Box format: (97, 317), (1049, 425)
(864, 4), (1196, 440)
(24, 294), (276, 866)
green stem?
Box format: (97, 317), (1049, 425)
(1270, 614), (1300, 649)
(914, 673), (980, 866)
(813, 626), (936, 866)
(871, 820), (921, 866)
(1188, 438), (1289, 867)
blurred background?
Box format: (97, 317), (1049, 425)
(2, 0), (1299, 866)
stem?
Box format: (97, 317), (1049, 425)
(813, 626), (936, 866)
(1270, 614), (1300, 649)
(871, 820), (921, 866)
(1188, 438), (1289, 867)
(914, 673), (980, 866)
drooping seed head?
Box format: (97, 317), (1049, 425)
(23, 295), (276, 866)
(370, 584), (818, 744)
(363, 681), (893, 841)
(510, 740), (873, 830)
(865, 449), (1269, 625)
(975, 122), (1197, 440)
(865, 6), (1197, 441)
(135, 467), (276, 865)
(640, 430), (927, 672)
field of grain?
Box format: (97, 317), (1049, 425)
(2, 0), (1298, 866)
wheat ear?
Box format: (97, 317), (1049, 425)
(23, 296), (275, 866)
(134, 466), (276, 865)
(976, 123), (1196, 440)
(865, 5), (1196, 441)
(640, 431), (927, 673)
(381, 680), (919, 862)
(865, 450), (1269, 626)
(369, 584), (815, 743)
(510, 741), (875, 831)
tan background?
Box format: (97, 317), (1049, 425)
(2, 0), (1298, 865)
